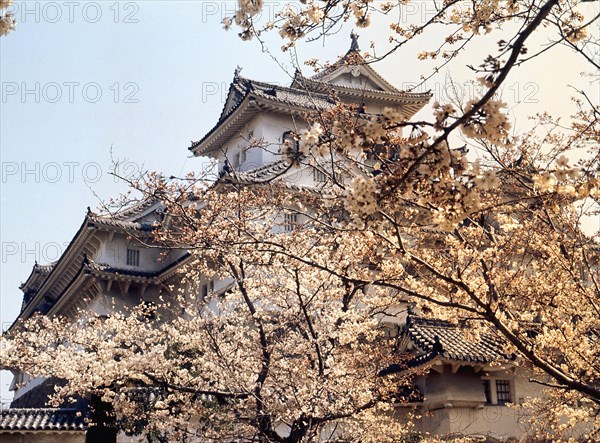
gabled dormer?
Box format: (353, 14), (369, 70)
(218, 67), (253, 122)
(291, 33), (432, 117)
(304, 32), (400, 93)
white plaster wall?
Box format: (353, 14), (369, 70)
(214, 115), (269, 172)
(86, 284), (164, 318)
(420, 405), (529, 438)
(215, 113), (313, 173)
(448, 405), (529, 439)
(212, 103), (406, 186)
(362, 99), (403, 116)
(93, 232), (187, 274)
(419, 368), (555, 440)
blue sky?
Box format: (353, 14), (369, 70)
(1, 0), (598, 404)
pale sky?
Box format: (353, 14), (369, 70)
(1, 0), (598, 405)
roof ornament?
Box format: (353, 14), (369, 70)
(234, 65), (243, 78)
(432, 335), (444, 354)
(350, 30), (360, 52)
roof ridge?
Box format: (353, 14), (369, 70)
(111, 198), (159, 220)
(294, 74), (432, 99)
(235, 75), (336, 103)
(407, 315), (461, 328)
(87, 214), (155, 232)
(240, 159), (289, 176)
(86, 252), (191, 279)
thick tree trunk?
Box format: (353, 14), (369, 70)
(85, 395), (118, 443)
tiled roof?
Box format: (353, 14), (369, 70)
(190, 76), (336, 154)
(217, 161), (324, 194)
(380, 316), (511, 377)
(111, 198), (160, 221)
(85, 253), (191, 281)
(85, 261), (160, 279)
(233, 77), (335, 112)
(32, 263), (55, 274)
(0, 409), (86, 432)
(294, 74), (432, 101)
(406, 316), (509, 364)
(19, 263), (55, 291)
(309, 46), (407, 96)
(224, 160), (292, 183)
(87, 214), (155, 232)
(19, 263), (57, 309)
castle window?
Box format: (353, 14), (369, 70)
(314, 168), (327, 183)
(281, 131), (298, 154)
(127, 248), (140, 267)
(496, 380), (511, 404)
(240, 149), (247, 164)
(201, 280), (215, 298)
(482, 379), (512, 405)
(283, 213), (298, 232)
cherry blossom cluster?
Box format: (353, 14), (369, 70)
(0, 0), (15, 37)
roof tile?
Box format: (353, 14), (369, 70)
(406, 316), (509, 364)
(0, 409), (86, 432)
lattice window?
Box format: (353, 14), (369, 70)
(126, 248), (140, 267)
(284, 213), (298, 232)
(314, 169), (327, 183)
(496, 380), (511, 404)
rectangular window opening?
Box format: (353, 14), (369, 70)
(283, 213), (298, 232)
(314, 169), (327, 183)
(126, 248), (140, 267)
(496, 380), (511, 405)
(201, 280), (215, 299)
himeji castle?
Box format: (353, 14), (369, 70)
(1, 35), (557, 443)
